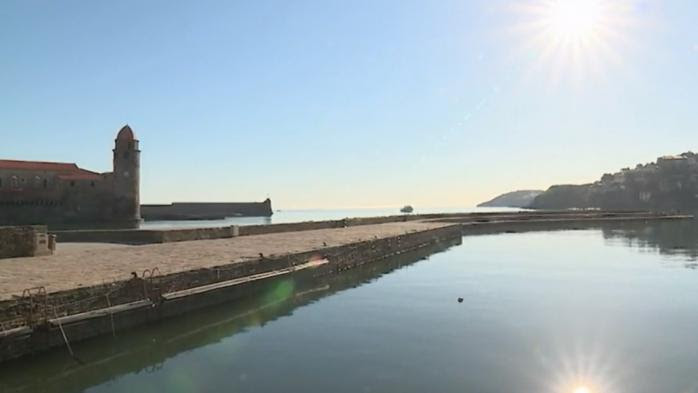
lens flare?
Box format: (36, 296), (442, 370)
(262, 279), (296, 305)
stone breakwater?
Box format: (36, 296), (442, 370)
(0, 223), (462, 362)
(0, 238), (462, 393)
(1, 222), (447, 300)
(140, 200), (273, 221)
(0, 211), (691, 362)
(54, 210), (691, 245)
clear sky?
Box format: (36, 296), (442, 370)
(1, 1), (697, 208)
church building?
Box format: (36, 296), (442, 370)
(0, 125), (141, 228)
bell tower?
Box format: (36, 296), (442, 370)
(112, 125), (141, 225)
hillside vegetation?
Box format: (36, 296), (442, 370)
(529, 153), (698, 210)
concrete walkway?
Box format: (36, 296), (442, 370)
(0, 221), (445, 300)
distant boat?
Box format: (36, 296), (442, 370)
(400, 205), (414, 213)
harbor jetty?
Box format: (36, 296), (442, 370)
(0, 210), (690, 362)
(0, 238), (460, 392)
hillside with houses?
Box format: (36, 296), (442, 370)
(529, 152), (698, 210)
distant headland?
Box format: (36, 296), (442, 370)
(477, 190), (543, 208)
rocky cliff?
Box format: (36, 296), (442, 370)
(529, 152), (698, 211)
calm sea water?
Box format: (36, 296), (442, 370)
(3, 219), (698, 393)
(139, 207), (521, 229)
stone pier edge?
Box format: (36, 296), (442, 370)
(0, 224), (463, 362)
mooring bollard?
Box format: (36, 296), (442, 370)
(48, 234), (57, 253)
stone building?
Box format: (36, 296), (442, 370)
(0, 126), (141, 228)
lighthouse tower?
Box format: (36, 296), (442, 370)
(112, 125), (141, 226)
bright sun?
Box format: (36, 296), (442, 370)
(545, 0), (602, 41)
(510, 0), (639, 83)
(573, 386), (592, 393)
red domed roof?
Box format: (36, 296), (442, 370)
(116, 125), (135, 141)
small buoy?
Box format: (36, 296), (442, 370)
(457, 297), (464, 303)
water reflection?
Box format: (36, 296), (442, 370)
(542, 342), (622, 393)
(600, 218), (698, 265)
(0, 238), (461, 393)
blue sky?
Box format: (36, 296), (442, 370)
(1, 0), (697, 208)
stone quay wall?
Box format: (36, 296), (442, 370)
(53, 211), (685, 245)
(53, 216), (417, 244)
(54, 226), (240, 245)
(0, 224), (462, 362)
(53, 215), (425, 244)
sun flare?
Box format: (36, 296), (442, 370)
(544, 0), (602, 41)
(573, 386), (592, 393)
(510, 0), (640, 83)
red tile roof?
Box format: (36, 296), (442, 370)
(0, 159), (81, 172)
(0, 159), (102, 180)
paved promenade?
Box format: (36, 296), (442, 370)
(0, 221), (445, 300)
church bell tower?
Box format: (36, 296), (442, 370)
(112, 125), (141, 225)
